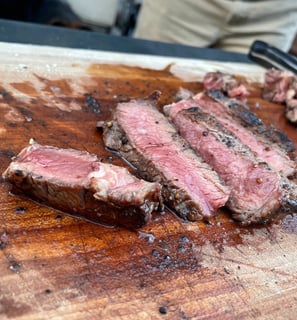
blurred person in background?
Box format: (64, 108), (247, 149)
(0, 0), (85, 29)
(133, 0), (297, 54)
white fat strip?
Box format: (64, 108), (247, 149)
(89, 166), (110, 200)
(89, 163), (140, 201)
(89, 164), (128, 200)
(89, 164), (107, 179)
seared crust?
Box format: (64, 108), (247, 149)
(206, 90), (295, 153)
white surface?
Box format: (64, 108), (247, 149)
(65, 0), (119, 27)
(0, 41), (266, 82)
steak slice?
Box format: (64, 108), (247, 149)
(102, 95), (230, 221)
(206, 90), (295, 151)
(3, 143), (162, 229)
(193, 91), (296, 176)
(166, 104), (283, 224)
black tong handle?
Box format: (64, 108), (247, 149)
(248, 40), (297, 74)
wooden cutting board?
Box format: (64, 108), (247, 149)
(0, 42), (296, 320)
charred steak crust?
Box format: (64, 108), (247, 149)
(167, 104), (283, 224)
(193, 91), (296, 177)
(3, 143), (162, 229)
(206, 90), (295, 153)
(103, 97), (230, 221)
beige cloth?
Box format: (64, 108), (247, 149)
(133, 0), (297, 53)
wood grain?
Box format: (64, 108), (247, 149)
(0, 42), (297, 320)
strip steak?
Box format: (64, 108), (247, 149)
(102, 94), (230, 221)
(166, 104), (283, 224)
(3, 143), (162, 229)
(193, 91), (296, 176)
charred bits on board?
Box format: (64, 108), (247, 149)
(84, 93), (101, 114)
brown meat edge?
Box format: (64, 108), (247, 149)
(4, 167), (153, 230)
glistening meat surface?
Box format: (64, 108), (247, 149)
(102, 95), (230, 221)
(164, 92), (295, 177)
(194, 91), (296, 177)
(166, 104), (283, 224)
(3, 143), (162, 229)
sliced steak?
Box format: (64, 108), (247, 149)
(203, 71), (250, 100)
(166, 104), (283, 224)
(193, 91), (296, 176)
(102, 95), (230, 221)
(262, 69), (297, 123)
(3, 143), (162, 229)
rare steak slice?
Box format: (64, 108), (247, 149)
(102, 95), (230, 221)
(3, 143), (162, 229)
(194, 91), (296, 177)
(166, 104), (283, 224)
